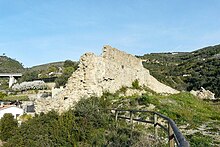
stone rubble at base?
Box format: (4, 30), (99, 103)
(35, 45), (179, 114)
(190, 87), (215, 100)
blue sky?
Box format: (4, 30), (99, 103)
(0, 0), (220, 67)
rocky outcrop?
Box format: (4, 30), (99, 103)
(35, 45), (178, 114)
(190, 87), (215, 100)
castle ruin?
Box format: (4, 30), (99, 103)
(35, 45), (178, 113)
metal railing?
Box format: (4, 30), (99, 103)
(108, 109), (190, 147)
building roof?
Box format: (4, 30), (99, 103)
(0, 105), (23, 111)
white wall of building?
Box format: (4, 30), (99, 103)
(0, 106), (24, 119)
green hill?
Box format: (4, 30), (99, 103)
(2, 90), (220, 146)
(0, 57), (78, 90)
(139, 44), (220, 97)
(29, 61), (64, 72)
(18, 60), (78, 87)
(0, 56), (24, 73)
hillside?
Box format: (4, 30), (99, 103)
(18, 60), (78, 88)
(2, 90), (220, 146)
(0, 58), (78, 90)
(29, 61), (64, 72)
(0, 56), (24, 73)
(0, 56), (25, 90)
(1, 46), (220, 146)
(1, 44), (219, 97)
(138, 44), (220, 97)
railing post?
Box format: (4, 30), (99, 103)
(168, 123), (175, 147)
(130, 110), (134, 139)
(130, 110), (134, 129)
(109, 109), (189, 147)
(154, 113), (158, 140)
(115, 110), (118, 127)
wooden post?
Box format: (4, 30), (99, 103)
(115, 110), (118, 127)
(130, 110), (134, 129)
(130, 110), (134, 139)
(168, 123), (175, 147)
(154, 114), (158, 140)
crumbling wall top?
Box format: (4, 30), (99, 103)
(102, 45), (142, 68)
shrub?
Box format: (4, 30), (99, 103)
(55, 67), (75, 87)
(0, 92), (7, 99)
(132, 79), (140, 89)
(119, 86), (127, 94)
(0, 113), (18, 141)
(137, 95), (150, 106)
(4, 96), (142, 146)
(19, 71), (38, 82)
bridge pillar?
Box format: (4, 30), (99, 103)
(9, 76), (17, 88)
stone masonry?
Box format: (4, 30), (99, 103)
(35, 45), (178, 114)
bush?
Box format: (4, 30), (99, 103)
(0, 92), (7, 99)
(0, 113), (18, 141)
(137, 95), (150, 106)
(19, 71), (38, 82)
(4, 96), (142, 146)
(119, 86), (127, 94)
(55, 66), (76, 87)
(132, 79), (140, 89)
(4, 98), (113, 146)
(63, 60), (78, 68)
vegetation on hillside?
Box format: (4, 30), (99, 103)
(55, 60), (79, 87)
(18, 71), (38, 82)
(0, 91), (28, 101)
(0, 58), (78, 93)
(0, 56), (24, 73)
(0, 113), (18, 142)
(0, 94), (29, 101)
(0, 92), (7, 99)
(18, 62), (64, 83)
(0, 79), (8, 90)
(29, 62), (64, 73)
(2, 96), (146, 147)
(18, 60), (78, 86)
(2, 89), (220, 146)
(139, 44), (220, 97)
(0, 45), (219, 146)
(0, 56), (24, 90)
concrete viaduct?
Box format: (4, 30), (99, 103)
(0, 73), (22, 88)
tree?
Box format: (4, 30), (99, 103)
(48, 65), (58, 73)
(63, 60), (78, 68)
(19, 71), (38, 82)
(0, 113), (18, 141)
(55, 61), (79, 87)
(55, 67), (75, 87)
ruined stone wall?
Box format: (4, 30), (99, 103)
(35, 45), (178, 114)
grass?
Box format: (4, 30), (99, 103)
(0, 95), (29, 101)
(102, 89), (220, 128)
(187, 133), (214, 147)
(141, 92), (220, 127)
(107, 90), (220, 146)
